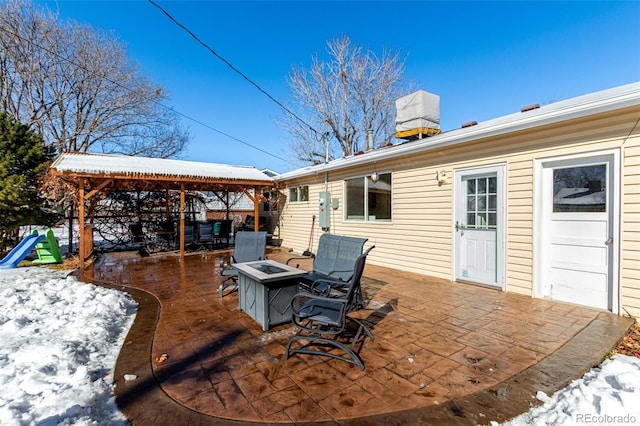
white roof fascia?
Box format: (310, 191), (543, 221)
(52, 153), (273, 183)
(275, 82), (640, 182)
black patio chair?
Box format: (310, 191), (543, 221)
(128, 223), (150, 257)
(154, 220), (175, 251)
(285, 249), (374, 370)
(218, 231), (267, 297)
(238, 215), (267, 232)
(216, 219), (233, 247)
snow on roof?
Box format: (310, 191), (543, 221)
(260, 168), (280, 177)
(52, 153), (273, 183)
(276, 82), (640, 181)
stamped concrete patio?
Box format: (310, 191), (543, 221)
(81, 249), (633, 425)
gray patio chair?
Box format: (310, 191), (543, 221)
(285, 249), (374, 370)
(197, 221), (215, 249)
(177, 222), (196, 249)
(286, 234), (370, 309)
(308, 245), (374, 309)
(219, 231), (267, 297)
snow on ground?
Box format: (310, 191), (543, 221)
(496, 354), (640, 425)
(0, 267), (137, 425)
(0, 262), (638, 425)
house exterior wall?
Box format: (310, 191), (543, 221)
(278, 105), (640, 318)
(622, 123), (640, 318)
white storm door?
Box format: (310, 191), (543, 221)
(455, 166), (505, 289)
(540, 154), (617, 311)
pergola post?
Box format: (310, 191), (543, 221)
(254, 187), (260, 232)
(78, 178), (86, 269)
(165, 189), (171, 220)
(180, 183), (185, 258)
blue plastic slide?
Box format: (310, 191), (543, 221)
(0, 234), (46, 269)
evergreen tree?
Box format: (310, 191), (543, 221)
(0, 112), (56, 250)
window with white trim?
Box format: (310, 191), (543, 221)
(552, 164), (606, 212)
(465, 175), (497, 229)
(345, 173), (391, 221)
(288, 186), (309, 203)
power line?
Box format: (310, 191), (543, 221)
(0, 25), (296, 166)
(147, 0), (319, 137)
(169, 107), (294, 163)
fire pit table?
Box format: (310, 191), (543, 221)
(233, 260), (308, 331)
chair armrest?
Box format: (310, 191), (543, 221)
(291, 291), (348, 305)
(326, 268), (352, 281)
(220, 254), (236, 270)
(309, 277), (350, 295)
(291, 292), (348, 315)
(286, 255), (314, 266)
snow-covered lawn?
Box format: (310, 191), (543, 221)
(0, 267), (136, 425)
(0, 265), (638, 425)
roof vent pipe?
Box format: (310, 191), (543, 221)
(365, 129), (373, 151)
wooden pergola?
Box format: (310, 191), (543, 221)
(50, 153), (275, 269)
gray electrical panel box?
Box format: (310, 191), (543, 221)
(319, 191), (330, 229)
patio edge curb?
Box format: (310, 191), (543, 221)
(82, 272), (270, 425)
(343, 311), (634, 425)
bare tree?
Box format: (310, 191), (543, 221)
(280, 35), (410, 164)
(0, 0), (189, 157)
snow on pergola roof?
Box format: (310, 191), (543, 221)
(51, 152), (273, 184)
(51, 153), (274, 265)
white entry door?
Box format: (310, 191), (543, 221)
(538, 153), (618, 311)
(455, 165), (505, 289)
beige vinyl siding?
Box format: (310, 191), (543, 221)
(387, 166), (453, 278)
(333, 162), (454, 278)
(505, 158), (534, 295)
(278, 177), (322, 253)
(622, 131), (640, 318)
(278, 104), (640, 318)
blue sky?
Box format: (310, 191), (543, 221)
(38, 0), (640, 173)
